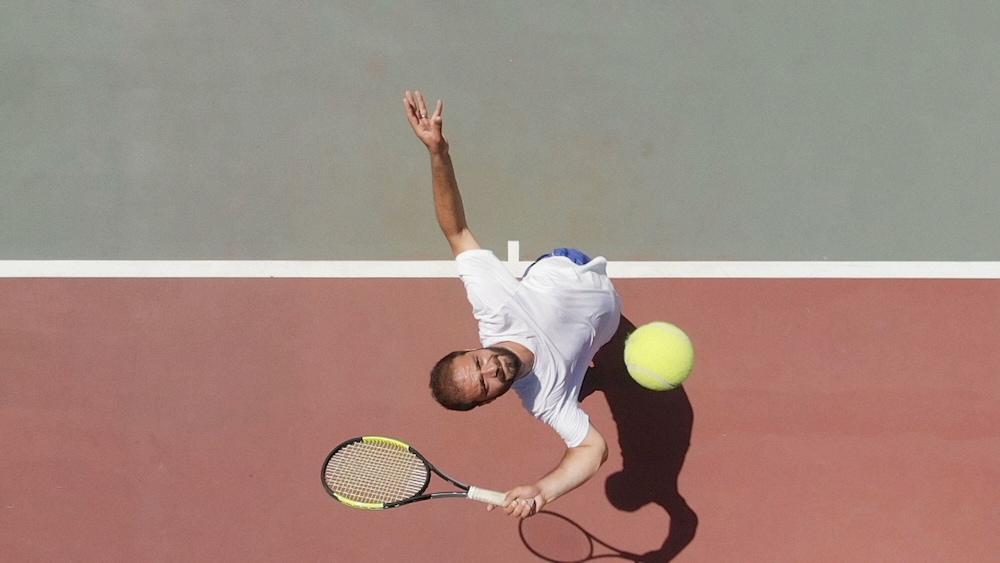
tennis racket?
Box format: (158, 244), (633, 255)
(321, 435), (508, 510)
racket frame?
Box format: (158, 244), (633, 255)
(321, 435), (497, 510)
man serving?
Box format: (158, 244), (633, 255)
(404, 90), (622, 519)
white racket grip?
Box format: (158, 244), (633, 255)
(467, 486), (507, 506)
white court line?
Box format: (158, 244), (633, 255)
(0, 260), (998, 278)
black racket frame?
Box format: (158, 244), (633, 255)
(321, 436), (475, 509)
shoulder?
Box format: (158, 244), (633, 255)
(455, 248), (512, 279)
(455, 247), (495, 264)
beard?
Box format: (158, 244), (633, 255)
(486, 346), (522, 383)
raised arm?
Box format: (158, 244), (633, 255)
(403, 90), (479, 257)
(489, 424), (609, 518)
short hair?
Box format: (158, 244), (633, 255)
(429, 350), (477, 411)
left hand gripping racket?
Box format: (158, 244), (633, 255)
(321, 436), (507, 510)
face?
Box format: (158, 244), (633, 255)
(451, 347), (522, 406)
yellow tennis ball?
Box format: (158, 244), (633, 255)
(624, 322), (695, 391)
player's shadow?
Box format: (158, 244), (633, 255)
(578, 315), (698, 562)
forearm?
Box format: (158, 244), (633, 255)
(429, 148), (468, 237)
(534, 444), (606, 505)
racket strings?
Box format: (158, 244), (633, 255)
(324, 440), (428, 504)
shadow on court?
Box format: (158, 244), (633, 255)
(519, 510), (641, 562)
(575, 315), (698, 562)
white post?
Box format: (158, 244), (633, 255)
(507, 240), (520, 266)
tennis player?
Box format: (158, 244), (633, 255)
(403, 90), (622, 519)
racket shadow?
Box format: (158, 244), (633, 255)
(519, 510), (641, 562)
(577, 315), (699, 562)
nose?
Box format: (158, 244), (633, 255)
(485, 357), (499, 378)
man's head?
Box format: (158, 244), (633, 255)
(429, 346), (523, 410)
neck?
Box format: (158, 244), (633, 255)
(496, 340), (534, 379)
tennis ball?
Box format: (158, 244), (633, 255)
(624, 322), (694, 391)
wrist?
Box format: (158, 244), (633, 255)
(534, 481), (557, 505)
(428, 143), (450, 157)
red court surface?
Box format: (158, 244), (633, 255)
(2, 278), (998, 561)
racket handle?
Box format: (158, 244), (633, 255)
(467, 486), (507, 506)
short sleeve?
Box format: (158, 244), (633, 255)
(455, 249), (520, 316)
(552, 403), (591, 448)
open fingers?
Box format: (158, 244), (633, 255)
(403, 90), (420, 126)
(415, 90), (429, 119)
(404, 90), (442, 118)
(404, 90), (435, 124)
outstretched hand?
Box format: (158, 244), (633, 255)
(403, 90), (446, 153)
(486, 484), (545, 519)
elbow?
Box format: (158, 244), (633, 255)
(575, 425), (608, 474)
(588, 433), (608, 470)
(583, 426), (609, 469)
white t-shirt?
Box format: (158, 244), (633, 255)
(456, 249), (622, 447)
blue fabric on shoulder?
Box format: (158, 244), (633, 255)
(551, 247), (592, 265)
(523, 247), (592, 277)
